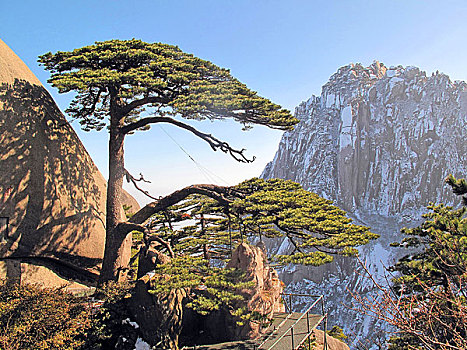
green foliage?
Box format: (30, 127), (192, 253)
(0, 282), (90, 350)
(84, 281), (136, 349)
(129, 230), (144, 279)
(0, 281), (142, 350)
(327, 325), (348, 342)
(298, 336), (318, 349)
(149, 255), (253, 319)
(391, 203), (467, 294)
(38, 39), (297, 132)
(446, 173), (467, 205)
(142, 177), (377, 327)
(388, 334), (423, 350)
(156, 178), (377, 266)
(123, 204), (135, 219)
(39, 39), (298, 283)
(387, 176), (467, 349)
(142, 178), (376, 310)
(234, 178), (378, 264)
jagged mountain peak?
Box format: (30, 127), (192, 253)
(262, 63), (466, 347)
(264, 62), (466, 219)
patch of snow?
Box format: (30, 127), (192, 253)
(339, 132), (352, 150)
(386, 69), (397, 78)
(389, 77), (404, 91)
(122, 318), (140, 329)
(277, 237), (292, 255)
(134, 337), (151, 350)
(325, 93), (336, 108)
(340, 106), (353, 127)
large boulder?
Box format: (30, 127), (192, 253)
(0, 38), (138, 287)
(313, 329), (350, 350)
(183, 242), (285, 345)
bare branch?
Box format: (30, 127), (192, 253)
(274, 220), (304, 253)
(145, 231), (175, 258)
(124, 168), (158, 200)
(119, 116), (255, 163)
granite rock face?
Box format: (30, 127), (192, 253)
(178, 243), (284, 347)
(262, 61), (467, 347)
(226, 242), (285, 339)
(0, 39), (138, 286)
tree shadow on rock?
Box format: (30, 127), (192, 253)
(0, 79), (107, 284)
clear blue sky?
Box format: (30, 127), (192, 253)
(2, 0), (467, 204)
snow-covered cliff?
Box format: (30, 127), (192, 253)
(263, 61), (466, 217)
(262, 61), (467, 347)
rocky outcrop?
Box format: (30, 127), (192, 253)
(313, 329), (350, 350)
(0, 38), (139, 287)
(262, 62), (467, 347)
(226, 242), (285, 339)
(129, 243), (284, 348)
(128, 275), (187, 350)
(179, 243), (285, 347)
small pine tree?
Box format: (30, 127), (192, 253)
(352, 175), (467, 350)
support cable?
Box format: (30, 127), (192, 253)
(158, 125), (230, 186)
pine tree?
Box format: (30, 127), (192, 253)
(349, 176), (467, 350)
(38, 39), (298, 283)
(138, 178), (378, 320)
(386, 175), (467, 349)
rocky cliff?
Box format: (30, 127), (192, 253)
(263, 61), (466, 217)
(262, 61), (467, 347)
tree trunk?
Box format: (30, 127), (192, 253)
(99, 105), (131, 284)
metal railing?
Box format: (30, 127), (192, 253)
(256, 312), (294, 349)
(183, 293), (328, 350)
(260, 292), (327, 350)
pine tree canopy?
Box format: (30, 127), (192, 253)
(139, 177), (377, 318)
(390, 176), (467, 294)
(38, 39), (297, 133)
(39, 39), (298, 283)
(140, 178), (378, 268)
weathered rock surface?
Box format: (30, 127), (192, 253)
(313, 329), (350, 350)
(226, 242), (285, 339)
(128, 274), (187, 350)
(179, 243), (284, 347)
(0, 38), (139, 286)
(262, 61), (467, 347)
(263, 61), (466, 217)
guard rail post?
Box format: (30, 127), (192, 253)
(291, 326), (294, 349)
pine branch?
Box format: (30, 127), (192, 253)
(129, 184), (239, 225)
(119, 116), (255, 163)
(446, 174), (467, 205)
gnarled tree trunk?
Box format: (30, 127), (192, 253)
(99, 102), (131, 284)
